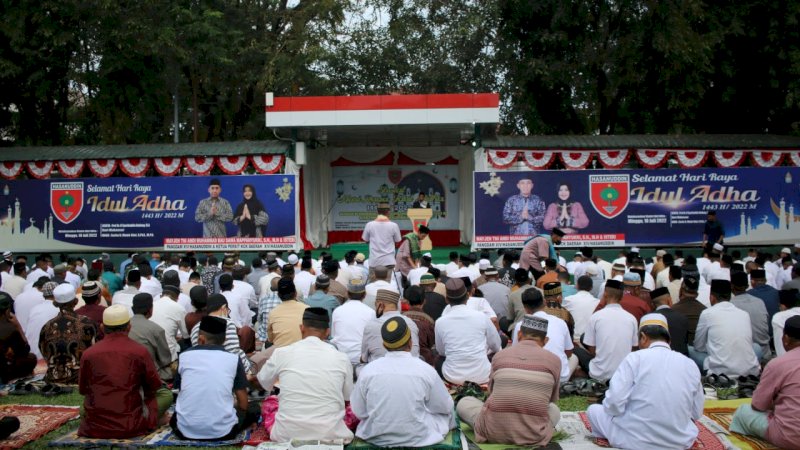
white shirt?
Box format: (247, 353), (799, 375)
(177, 293), (194, 314)
(257, 337), (354, 443)
(772, 307), (800, 356)
(642, 271), (655, 291)
(151, 296), (189, 360)
(407, 266), (429, 286)
(584, 304), (638, 382)
(442, 296), (496, 321)
(15, 287), (45, 329)
(26, 268), (50, 283)
(140, 277), (162, 298)
(435, 304), (501, 385)
(448, 267), (478, 282)
(222, 289), (253, 329)
(597, 259), (613, 280)
(511, 310), (574, 382)
(111, 286), (138, 316)
(25, 301), (59, 358)
(351, 352), (454, 447)
(655, 268), (671, 289)
(563, 290), (600, 339)
(573, 260), (596, 281)
(64, 271), (81, 289)
(364, 280), (398, 310)
(293, 271), (316, 300)
(361, 219), (401, 267)
(257, 272), (281, 300)
(331, 300), (375, 364)
(702, 261), (721, 283)
(592, 342), (704, 449)
(694, 302), (760, 377)
(232, 280), (258, 310)
(696, 257), (711, 278)
(707, 267), (731, 282)
(3, 275), (27, 299)
(444, 262), (460, 277)
(697, 282), (711, 308)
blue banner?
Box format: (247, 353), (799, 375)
(0, 174), (298, 251)
(474, 168), (800, 247)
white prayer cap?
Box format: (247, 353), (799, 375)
(781, 247), (792, 254)
(712, 243), (724, 252)
(287, 254), (299, 265)
(53, 284), (76, 304)
(639, 313), (669, 332)
(423, 252), (432, 259)
(656, 250), (667, 257)
(478, 259), (491, 270)
(586, 265), (599, 276)
(630, 247), (640, 253)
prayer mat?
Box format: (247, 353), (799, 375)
(48, 426), (166, 447)
(461, 413), (605, 450)
(578, 411), (728, 450)
(704, 399), (778, 450)
(152, 428), (250, 446)
(244, 427), (271, 446)
(0, 404), (78, 449)
(345, 427), (463, 450)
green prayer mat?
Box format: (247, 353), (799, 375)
(459, 423), (535, 450)
(346, 418), (463, 450)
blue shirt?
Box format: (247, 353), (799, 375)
(304, 291), (340, 323)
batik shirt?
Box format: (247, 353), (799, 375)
(194, 197), (233, 238)
(39, 310), (97, 384)
(502, 194), (545, 235)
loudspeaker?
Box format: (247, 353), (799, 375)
(295, 141), (306, 166)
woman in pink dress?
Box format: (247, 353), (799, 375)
(543, 182), (589, 234)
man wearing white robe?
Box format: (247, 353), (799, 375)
(588, 313), (704, 449)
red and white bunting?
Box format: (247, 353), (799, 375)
(712, 150), (747, 168)
(0, 162), (23, 180)
(787, 151), (800, 167)
(153, 157), (183, 176)
(216, 156), (249, 174)
(26, 161), (54, 179)
(119, 158), (150, 177)
(57, 160), (85, 178)
(674, 150), (708, 169)
(486, 150), (518, 169)
(184, 156), (214, 175)
(560, 151), (593, 170)
(251, 155), (284, 174)
(596, 150), (631, 169)
(636, 149), (670, 168)
(750, 150), (784, 168)
(520, 151), (555, 170)
(88, 159), (118, 177)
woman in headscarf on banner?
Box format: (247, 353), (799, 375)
(543, 182), (589, 234)
(234, 184), (269, 237)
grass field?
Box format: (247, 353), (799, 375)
(1, 392), (591, 449)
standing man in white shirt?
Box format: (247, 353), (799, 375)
(575, 279), (638, 383)
(361, 202), (401, 274)
(434, 278), (501, 385)
(150, 285), (189, 362)
(692, 280), (761, 377)
(587, 313), (704, 449)
(563, 276), (600, 344)
(331, 279), (375, 367)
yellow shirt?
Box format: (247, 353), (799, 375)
(267, 300), (308, 348)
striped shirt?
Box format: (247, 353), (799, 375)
(256, 292), (282, 342)
(190, 316), (253, 373)
(473, 340), (560, 446)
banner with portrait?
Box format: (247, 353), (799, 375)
(329, 165), (460, 231)
(0, 174), (298, 251)
(474, 168), (800, 247)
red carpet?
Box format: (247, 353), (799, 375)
(0, 404), (79, 449)
(578, 411), (725, 450)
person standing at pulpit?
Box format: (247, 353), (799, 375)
(412, 192), (431, 208)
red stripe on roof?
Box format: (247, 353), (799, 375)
(266, 93), (499, 112)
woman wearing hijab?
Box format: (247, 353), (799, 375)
(234, 184), (269, 237)
(543, 182), (589, 233)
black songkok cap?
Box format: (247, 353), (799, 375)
(750, 269), (766, 279)
(784, 316), (800, 340)
(710, 279), (732, 298)
(278, 278), (296, 298)
(731, 271), (749, 288)
(682, 277), (700, 292)
(206, 293), (228, 312)
(650, 287), (670, 300)
(605, 279), (623, 290)
(199, 316), (227, 335)
(132, 292), (153, 310)
(303, 307), (330, 326)
(127, 269), (141, 284)
(779, 289), (799, 309)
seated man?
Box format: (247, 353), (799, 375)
(40, 284), (97, 384)
(361, 289), (420, 363)
(266, 279), (308, 348)
(256, 308), (354, 443)
(172, 316), (259, 440)
(129, 293), (174, 381)
(190, 294), (254, 374)
(692, 280), (761, 377)
(457, 315), (560, 446)
(435, 278), (501, 385)
(0, 293), (36, 383)
(78, 305), (172, 438)
(587, 313), (704, 449)
(731, 315), (800, 449)
(352, 317), (454, 447)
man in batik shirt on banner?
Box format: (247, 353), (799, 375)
(502, 177), (546, 236)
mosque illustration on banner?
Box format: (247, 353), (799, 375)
(0, 196), (94, 250)
(727, 198), (800, 244)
